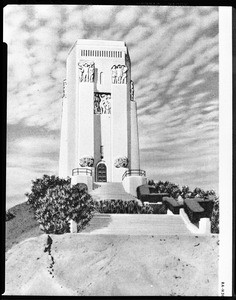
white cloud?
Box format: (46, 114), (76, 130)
(125, 26), (150, 44)
(189, 79), (205, 87)
(200, 9), (218, 29)
(115, 6), (141, 27)
(83, 5), (116, 26)
(9, 136), (60, 156)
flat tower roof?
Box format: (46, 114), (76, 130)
(68, 39), (127, 56)
(76, 39), (126, 46)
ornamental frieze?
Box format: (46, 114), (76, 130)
(130, 80), (134, 101)
(94, 93), (111, 114)
(111, 64), (128, 84)
(114, 156), (129, 168)
(79, 156), (94, 167)
(78, 62), (95, 82)
(62, 79), (67, 98)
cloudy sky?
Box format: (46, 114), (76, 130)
(4, 5), (219, 208)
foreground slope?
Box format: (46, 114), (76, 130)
(5, 231), (219, 296)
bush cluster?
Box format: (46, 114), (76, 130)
(25, 175), (94, 234)
(94, 199), (153, 214)
(148, 179), (219, 233)
(148, 180), (216, 200)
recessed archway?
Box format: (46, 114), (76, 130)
(96, 162), (107, 182)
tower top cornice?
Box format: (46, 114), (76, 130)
(68, 39), (127, 56)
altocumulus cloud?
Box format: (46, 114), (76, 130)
(4, 5), (219, 208)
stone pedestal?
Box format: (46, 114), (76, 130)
(122, 175), (147, 197)
(199, 218), (211, 234)
(69, 219), (77, 233)
(71, 174), (93, 192)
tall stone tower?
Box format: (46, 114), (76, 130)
(59, 39), (146, 194)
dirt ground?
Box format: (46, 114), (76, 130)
(5, 233), (219, 296)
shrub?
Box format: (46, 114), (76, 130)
(94, 199), (153, 214)
(211, 197), (219, 234)
(148, 179), (155, 186)
(149, 203), (167, 214)
(25, 175), (71, 209)
(25, 175), (94, 234)
(154, 180), (180, 198)
(6, 210), (15, 221)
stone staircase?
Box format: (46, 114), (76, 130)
(90, 182), (140, 203)
(86, 182), (195, 236)
(81, 214), (193, 235)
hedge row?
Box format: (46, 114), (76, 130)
(94, 199), (153, 214)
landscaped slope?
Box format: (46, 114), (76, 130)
(6, 202), (43, 251)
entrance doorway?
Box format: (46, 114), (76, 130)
(96, 163), (107, 182)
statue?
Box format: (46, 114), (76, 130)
(78, 62), (95, 82)
(83, 63), (89, 82)
(121, 65), (128, 84)
(114, 156), (129, 168)
(78, 64), (84, 82)
(79, 156), (94, 167)
(89, 62), (95, 82)
(111, 65), (117, 84)
(111, 64), (128, 84)
(116, 65), (123, 84)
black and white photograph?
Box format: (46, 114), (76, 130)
(3, 5), (232, 296)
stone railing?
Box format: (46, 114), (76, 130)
(184, 198), (214, 227)
(163, 197), (183, 214)
(72, 168), (92, 176)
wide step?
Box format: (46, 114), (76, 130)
(81, 214), (193, 236)
(90, 182), (138, 202)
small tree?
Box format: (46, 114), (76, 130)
(25, 175), (71, 209)
(25, 175), (94, 234)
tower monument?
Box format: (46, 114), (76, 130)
(59, 39), (146, 196)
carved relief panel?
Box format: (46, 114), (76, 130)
(94, 93), (111, 114)
(78, 61), (95, 82)
(111, 65), (128, 84)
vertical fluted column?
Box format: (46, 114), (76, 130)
(130, 99), (140, 169)
(59, 80), (69, 178)
(76, 61), (95, 168)
(111, 64), (129, 181)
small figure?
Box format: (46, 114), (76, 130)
(100, 94), (106, 114)
(116, 65), (123, 84)
(44, 235), (53, 253)
(78, 64), (84, 82)
(121, 65), (128, 84)
(89, 63), (94, 82)
(83, 63), (89, 82)
(111, 65), (117, 84)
